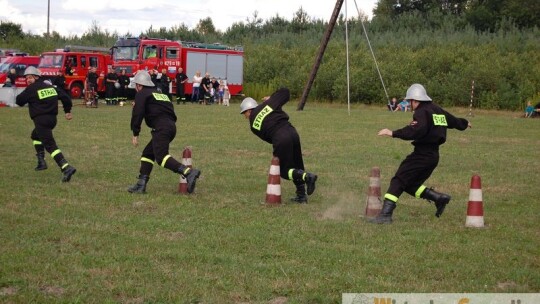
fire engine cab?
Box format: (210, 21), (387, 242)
(111, 37), (243, 96)
(38, 45), (112, 99)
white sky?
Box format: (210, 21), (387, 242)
(1, 0), (378, 37)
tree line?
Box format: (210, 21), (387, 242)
(1, 0), (539, 110)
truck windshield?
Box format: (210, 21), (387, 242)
(0, 62), (12, 73)
(39, 54), (64, 68)
(113, 46), (138, 61)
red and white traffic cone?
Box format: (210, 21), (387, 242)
(465, 174), (484, 228)
(265, 156), (281, 204)
(364, 167), (382, 218)
(178, 146), (193, 194)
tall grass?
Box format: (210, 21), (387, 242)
(0, 101), (538, 303)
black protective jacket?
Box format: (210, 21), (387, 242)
(248, 88), (292, 144)
(16, 78), (72, 119)
(131, 87), (177, 136)
(392, 102), (469, 146)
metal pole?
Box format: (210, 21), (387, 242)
(297, 0), (344, 111)
(47, 0), (50, 36)
(468, 80), (475, 117)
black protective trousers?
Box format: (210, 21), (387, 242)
(139, 119), (182, 175)
(271, 125), (305, 180)
(31, 115), (66, 166)
(386, 144), (439, 200)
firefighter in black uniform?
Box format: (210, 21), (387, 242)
(117, 69), (130, 104)
(372, 83), (472, 224)
(159, 68), (171, 100)
(175, 67), (188, 104)
(86, 67), (99, 108)
(105, 67), (118, 105)
(15, 66), (77, 182)
(128, 70), (201, 194)
(240, 87), (318, 203)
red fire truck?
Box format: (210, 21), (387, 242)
(111, 37), (243, 96)
(38, 45), (112, 99)
(0, 55), (40, 87)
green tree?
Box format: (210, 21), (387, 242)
(196, 17), (217, 36)
(0, 21), (24, 41)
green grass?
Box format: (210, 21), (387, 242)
(0, 100), (539, 303)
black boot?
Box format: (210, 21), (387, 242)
(422, 188), (451, 218)
(305, 172), (318, 195)
(180, 168), (201, 194)
(290, 182), (307, 203)
(61, 163), (77, 182)
(369, 199), (396, 224)
(128, 174), (149, 193)
(35, 152), (47, 171)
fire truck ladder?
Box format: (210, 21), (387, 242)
(63, 45), (110, 53)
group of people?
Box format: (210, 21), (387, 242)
(17, 63), (472, 224)
(190, 71), (230, 106)
(387, 97), (411, 112)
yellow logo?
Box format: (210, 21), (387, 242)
(252, 105), (273, 131)
(432, 114), (448, 126)
(37, 88), (58, 100)
(152, 92), (171, 102)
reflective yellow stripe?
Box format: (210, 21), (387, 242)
(384, 193), (399, 203)
(302, 173), (307, 181)
(141, 157), (154, 165)
(415, 185), (427, 198)
(152, 93), (171, 102)
(51, 149), (61, 158)
(37, 88), (58, 100)
(288, 169), (294, 180)
(252, 105), (273, 131)
(183, 167), (191, 175)
(61, 163), (69, 169)
(33, 140), (43, 146)
(432, 114), (448, 126)
(161, 155), (171, 167)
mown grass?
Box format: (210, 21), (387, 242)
(0, 100), (539, 303)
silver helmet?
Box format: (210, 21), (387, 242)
(132, 70), (155, 87)
(239, 97), (258, 114)
(404, 83), (432, 102)
(24, 66), (41, 77)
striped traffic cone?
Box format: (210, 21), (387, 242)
(178, 147), (193, 194)
(364, 167), (382, 218)
(465, 174), (484, 228)
(265, 156), (281, 204)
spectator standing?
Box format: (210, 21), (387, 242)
(175, 67), (188, 104)
(105, 67), (118, 105)
(86, 67), (99, 108)
(117, 69), (130, 104)
(52, 70), (66, 94)
(201, 72), (211, 105)
(160, 68), (171, 100)
(191, 71), (202, 103)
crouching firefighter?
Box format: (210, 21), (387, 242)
(16, 66), (77, 182)
(373, 83), (471, 224)
(240, 88), (318, 203)
(128, 70), (201, 194)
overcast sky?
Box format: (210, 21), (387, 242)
(2, 0), (378, 37)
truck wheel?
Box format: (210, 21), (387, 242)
(70, 83), (83, 99)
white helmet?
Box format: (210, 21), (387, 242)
(240, 97), (258, 114)
(24, 66), (41, 77)
(132, 71), (155, 87)
(404, 83), (432, 102)
(114, 82), (121, 89)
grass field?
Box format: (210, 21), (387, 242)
(0, 100), (539, 303)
